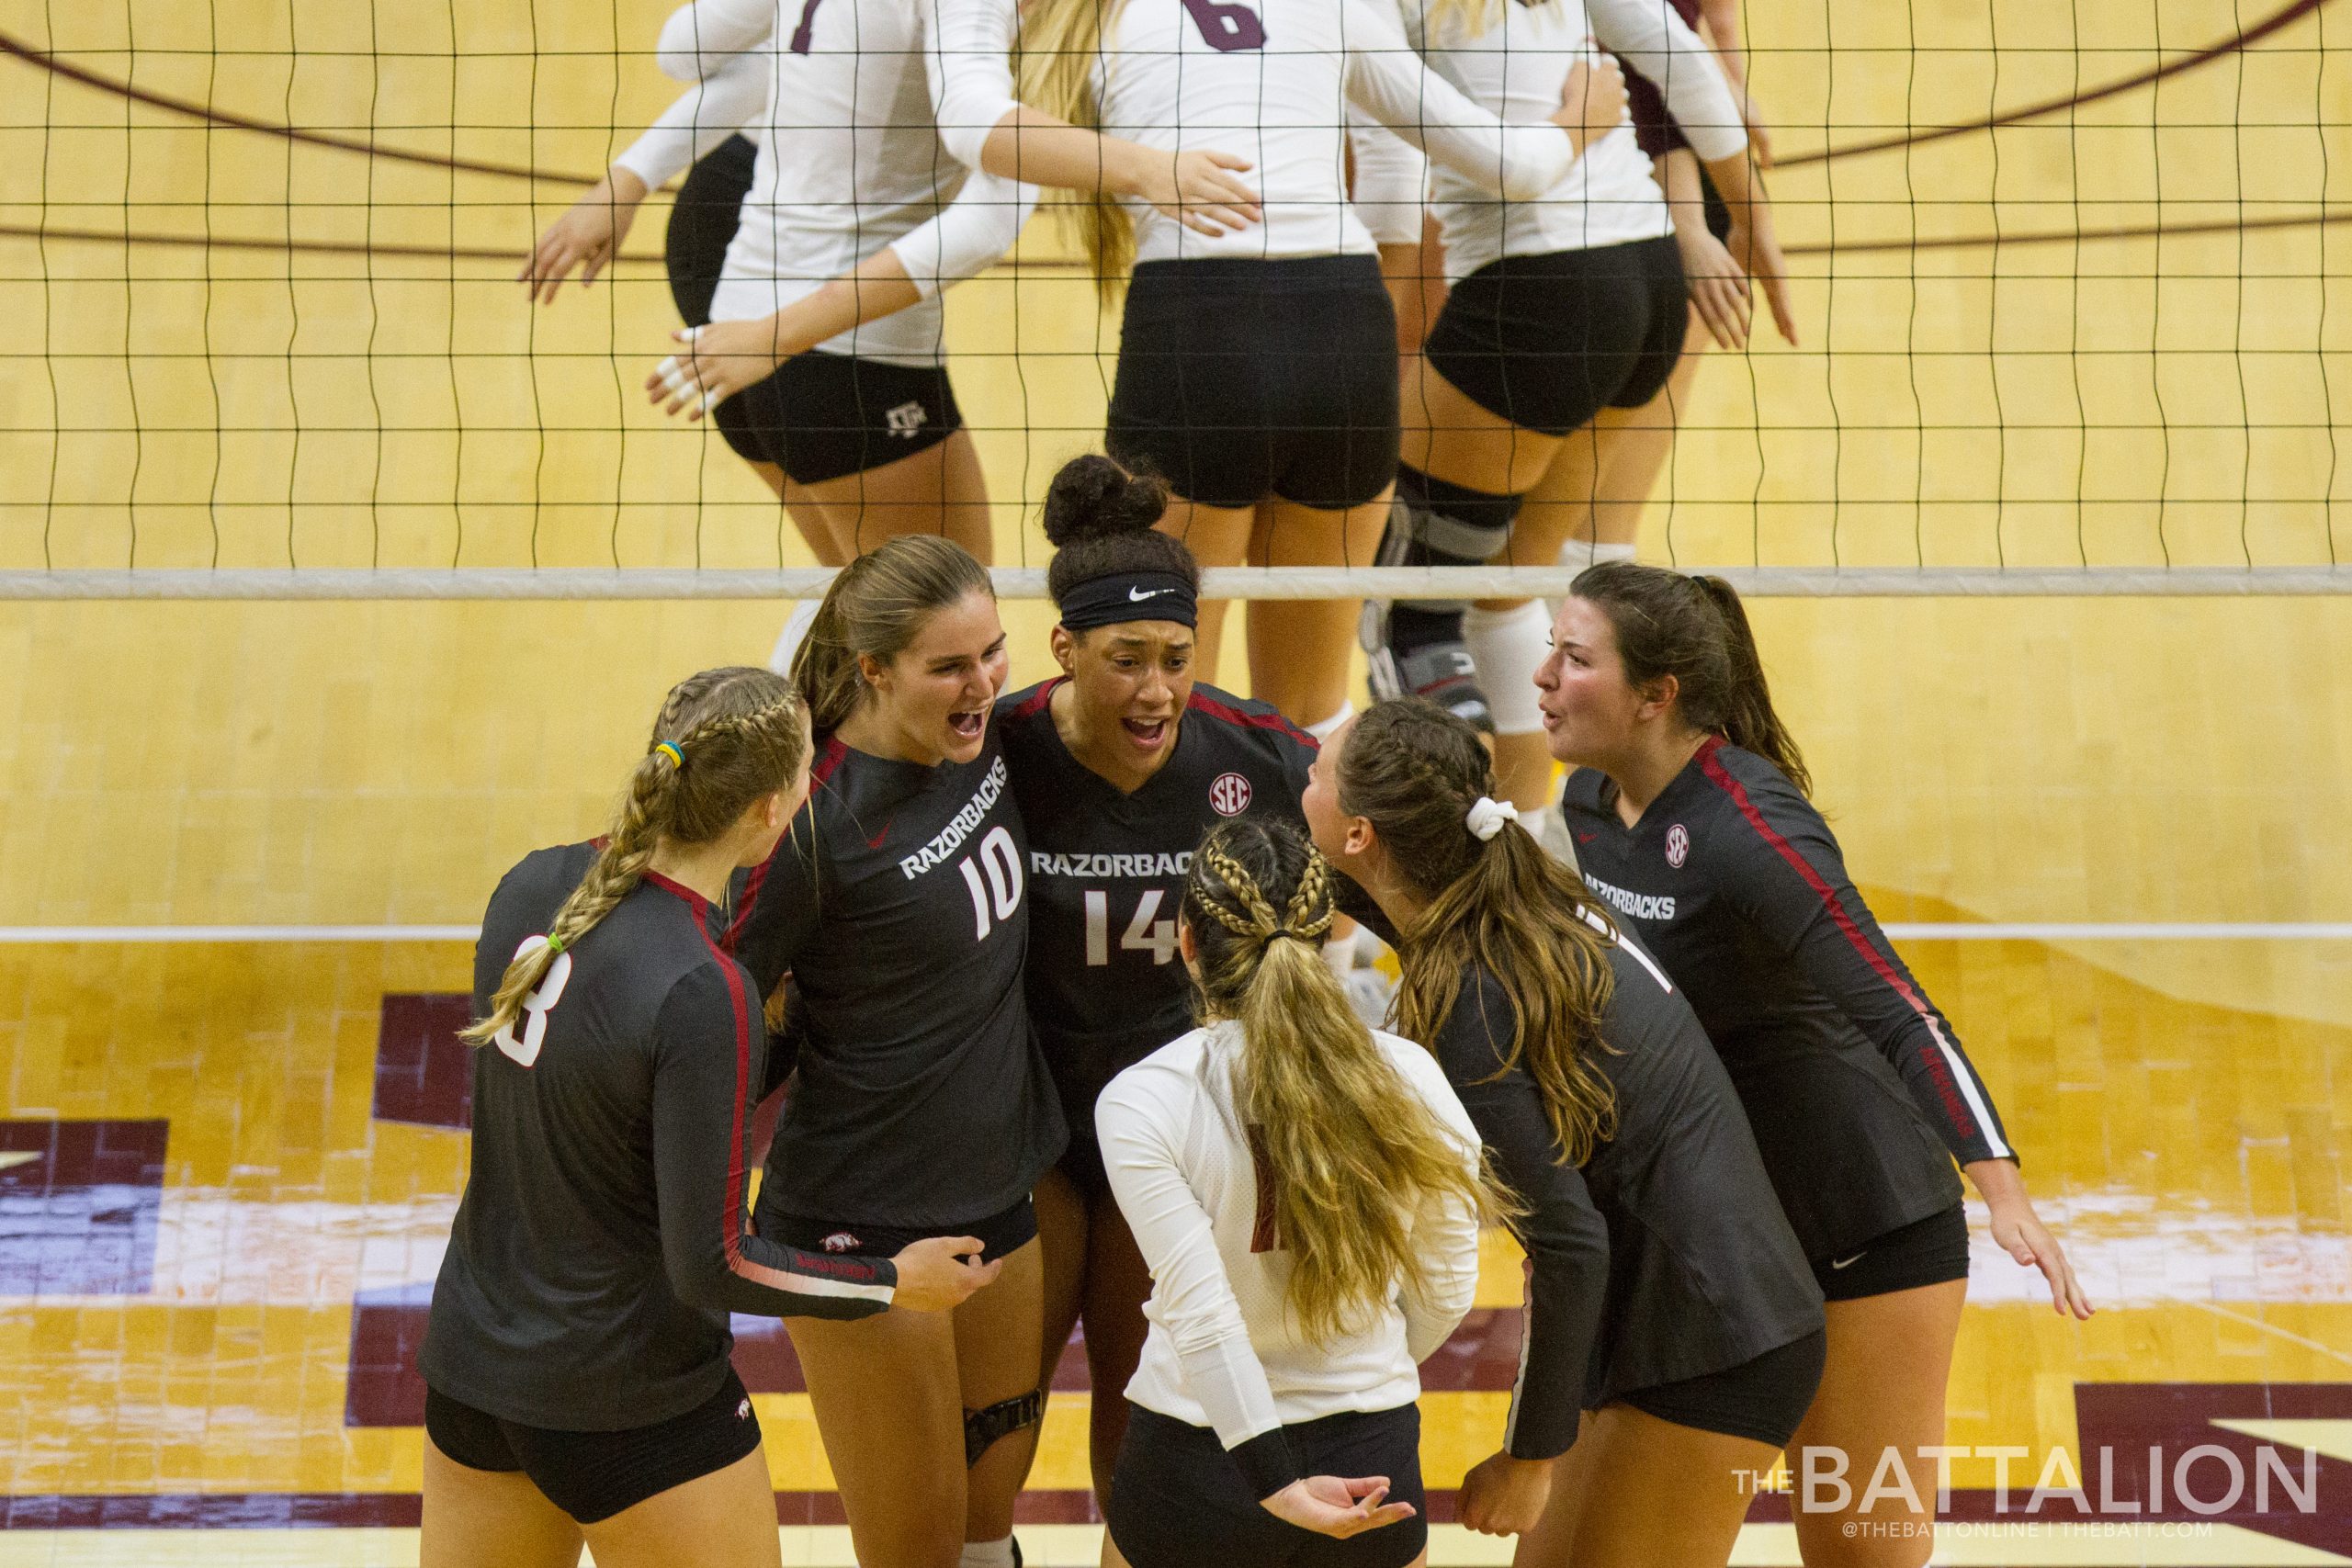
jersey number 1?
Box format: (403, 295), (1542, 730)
(1180, 0), (1265, 51)
(788, 0), (825, 52)
(957, 825), (1025, 941)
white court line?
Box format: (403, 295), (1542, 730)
(0, 922), (2348, 944)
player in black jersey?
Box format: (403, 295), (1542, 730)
(1539, 563), (2091, 1568)
(421, 667), (996, 1568)
(991, 454), (1320, 1506)
(1304, 696), (1826, 1567)
(719, 539), (1065, 1568)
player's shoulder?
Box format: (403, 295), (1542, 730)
(1184, 683), (1317, 766)
(992, 679), (1063, 745)
(1097, 1025), (1216, 1117)
(1689, 739), (1829, 841)
(487, 841), (599, 922)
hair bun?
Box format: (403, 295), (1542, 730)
(1042, 453), (1169, 547)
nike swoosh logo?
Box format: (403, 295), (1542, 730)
(1575, 831), (1599, 844)
(1829, 1252), (1866, 1269)
(1128, 586), (1176, 602)
(865, 815), (895, 850)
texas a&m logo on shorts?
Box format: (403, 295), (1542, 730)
(1209, 773), (1252, 817)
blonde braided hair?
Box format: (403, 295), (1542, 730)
(1182, 819), (1508, 1346)
(464, 667), (808, 1047)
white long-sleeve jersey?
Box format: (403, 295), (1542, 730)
(638, 0), (1036, 364)
(926, 0), (1581, 265)
(1401, 0), (1744, 276)
(1097, 1021), (1483, 1455)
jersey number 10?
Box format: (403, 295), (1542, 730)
(957, 825), (1026, 941)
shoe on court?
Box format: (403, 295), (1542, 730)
(1359, 600), (1497, 734)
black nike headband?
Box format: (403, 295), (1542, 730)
(1057, 570), (1199, 632)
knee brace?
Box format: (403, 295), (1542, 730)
(1462, 600), (1554, 734)
(964, 1388), (1046, 1467)
(1391, 465), (1525, 612)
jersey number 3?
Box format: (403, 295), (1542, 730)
(1180, 0), (1265, 51)
(492, 936), (573, 1068)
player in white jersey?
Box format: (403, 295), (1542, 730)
(926, 0), (1624, 739)
(1358, 0), (1795, 848)
(522, 15), (844, 570)
(1095, 818), (1491, 1568)
(531, 0), (1038, 567)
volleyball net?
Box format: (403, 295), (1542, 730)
(2, 0), (2346, 599)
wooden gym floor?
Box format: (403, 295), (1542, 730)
(1, 0), (2349, 1559)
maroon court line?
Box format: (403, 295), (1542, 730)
(3, 0), (2331, 187)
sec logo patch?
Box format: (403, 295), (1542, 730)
(1210, 773), (1253, 817)
(1665, 823), (1690, 868)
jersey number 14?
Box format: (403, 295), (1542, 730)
(1082, 887), (1179, 966)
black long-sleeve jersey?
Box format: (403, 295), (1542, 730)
(1560, 737), (2015, 1261)
(421, 843), (899, 1433)
(1430, 922), (1822, 1461)
(993, 680), (1317, 1111)
(724, 730), (1066, 1229)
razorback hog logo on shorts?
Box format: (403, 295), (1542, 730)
(1665, 823), (1690, 868)
(1209, 773), (1253, 818)
(820, 1231), (862, 1253)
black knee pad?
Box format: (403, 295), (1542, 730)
(1392, 465), (1525, 611)
(965, 1388), (1046, 1467)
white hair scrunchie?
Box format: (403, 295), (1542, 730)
(1465, 795), (1521, 842)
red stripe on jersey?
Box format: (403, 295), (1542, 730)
(1011, 679), (1063, 722)
(719, 737), (844, 954)
(1693, 739), (1981, 1141)
(684, 910), (882, 1295)
(1186, 690), (1317, 750)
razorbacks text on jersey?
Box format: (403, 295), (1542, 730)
(422, 843), (899, 1434)
(995, 681), (1316, 1183)
(1558, 737), (2013, 1260)
(724, 730), (1066, 1230)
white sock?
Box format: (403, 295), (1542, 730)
(1555, 538), (1639, 571)
(959, 1538), (1017, 1568)
(1303, 701), (1357, 742)
(767, 599), (822, 676)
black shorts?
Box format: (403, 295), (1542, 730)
(1813, 1202), (1971, 1302)
(1615, 1328), (1826, 1450)
(424, 1367), (762, 1525)
(713, 349), (963, 486)
(765, 1192), (1037, 1267)
(1424, 234), (1688, 437)
(1108, 254), (1398, 511)
(1108, 1403), (1428, 1568)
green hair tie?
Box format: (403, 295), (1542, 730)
(653, 741), (685, 769)
(543, 933), (566, 957)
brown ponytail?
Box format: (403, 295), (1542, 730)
(1337, 698), (1619, 1167)
(793, 535), (994, 733)
(1183, 818), (1507, 1345)
(464, 666), (808, 1046)
(1013, 0), (1136, 305)
(1573, 561), (1813, 797)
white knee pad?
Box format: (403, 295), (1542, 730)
(1555, 538), (1639, 573)
(1463, 602), (1554, 735)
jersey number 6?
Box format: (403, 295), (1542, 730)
(957, 825), (1025, 941)
(492, 936), (574, 1068)
(1179, 0), (1266, 51)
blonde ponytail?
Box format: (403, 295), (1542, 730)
(1184, 822), (1508, 1346)
(465, 667), (808, 1046)
(1014, 0), (1136, 304)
